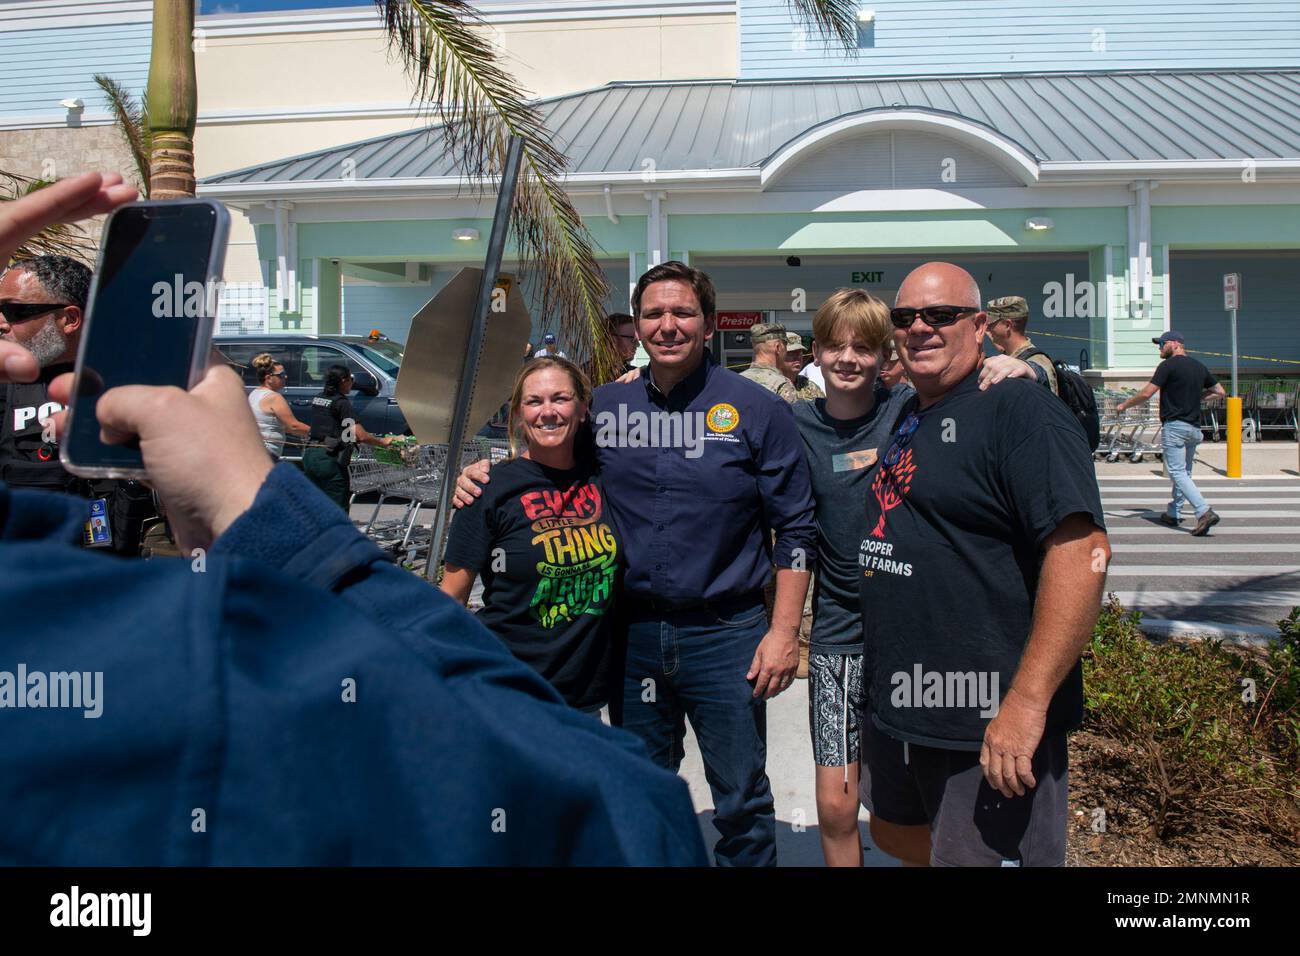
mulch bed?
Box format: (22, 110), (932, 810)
(1066, 730), (1300, 866)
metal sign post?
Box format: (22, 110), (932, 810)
(1223, 272), (1241, 396)
(425, 134), (526, 580)
(1223, 273), (1242, 479)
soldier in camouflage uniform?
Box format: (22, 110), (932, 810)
(783, 331), (825, 401)
(740, 322), (799, 402)
(986, 295), (1059, 396)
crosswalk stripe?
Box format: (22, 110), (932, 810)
(1096, 475), (1298, 480)
(1107, 512), (1300, 520)
(1105, 526), (1300, 535)
(1111, 543), (1300, 553)
(1110, 590), (1300, 607)
(1097, 502), (1300, 509)
(1099, 487), (1300, 495)
(1106, 565), (1300, 576)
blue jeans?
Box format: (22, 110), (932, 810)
(621, 594), (776, 867)
(1162, 419), (1209, 519)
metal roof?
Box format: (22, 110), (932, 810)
(202, 69), (1300, 186)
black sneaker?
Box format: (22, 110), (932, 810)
(1158, 513), (1181, 528)
(1191, 509), (1220, 537)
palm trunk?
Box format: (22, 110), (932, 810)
(146, 0), (197, 198)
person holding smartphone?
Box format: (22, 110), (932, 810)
(440, 357), (620, 714)
(302, 364), (390, 511)
(0, 174), (707, 866)
(248, 352), (309, 460)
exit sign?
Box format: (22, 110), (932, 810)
(852, 271), (884, 283)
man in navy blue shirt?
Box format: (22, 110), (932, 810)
(460, 262), (817, 866)
(0, 174), (707, 866)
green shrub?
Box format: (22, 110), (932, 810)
(1083, 598), (1300, 838)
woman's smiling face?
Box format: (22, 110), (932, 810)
(519, 366), (586, 455)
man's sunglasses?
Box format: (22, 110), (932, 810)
(882, 411), (921, 468)
(0, 302), (69, 323)
(889, 305), (978, 329)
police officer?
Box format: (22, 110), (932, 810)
(301, 364), (391, 511)
(740, 322), (798, 402)
(783, 331), (825, 400)
(0, 255), (153, 553)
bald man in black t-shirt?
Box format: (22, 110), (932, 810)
(859, 262), (1110, 867)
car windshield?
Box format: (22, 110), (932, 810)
(353, 340), (402, 375)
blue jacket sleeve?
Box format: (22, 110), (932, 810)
(753, 400), (818, 569)
(207, 464), (708, 866)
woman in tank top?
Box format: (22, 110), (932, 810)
(247, 352), (310, 460)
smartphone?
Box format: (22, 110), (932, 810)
(61, 199), (230, 479)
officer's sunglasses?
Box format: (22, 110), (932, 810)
(889, 305), (979, 329)
(882, 412), (921, 468)
(0, 302), (69, 323)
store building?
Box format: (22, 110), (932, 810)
(4, 1), (1299, 384)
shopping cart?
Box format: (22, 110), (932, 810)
(348, 439), (511, 568)
(1097, 388), (1163, 463)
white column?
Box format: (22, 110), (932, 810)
(1126, 185), (1138, 317)
(645, 191), (666, 267)
(270, 200), (297, 315)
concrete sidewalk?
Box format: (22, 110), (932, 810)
(1094, 440), (1298, 478)
(677, 680), (899, 867)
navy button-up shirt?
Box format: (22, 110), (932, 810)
(589, 350), (816, 604)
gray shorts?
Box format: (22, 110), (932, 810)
(808, 652), (863, 767)
(858, 714), (1069, 867)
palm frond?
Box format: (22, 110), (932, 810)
(375, 0), (617, 382)
(786, 0), (861, 51)
(93, 73), (151, 196)
(0, 171), (96, 265)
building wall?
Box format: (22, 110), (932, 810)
(0, 1), (151, 125)
(0, 124), (140, 251)
(1170, 250), (1300, 374)
(194, 4), (736, 283)
(740, 0), (1300, 80)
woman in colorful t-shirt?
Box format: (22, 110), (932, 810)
(441, 357), (620, 712)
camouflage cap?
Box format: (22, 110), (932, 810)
(987, 296), (1029, 322)
(749, 322), (787, 344)
(784, 331), (806, 351)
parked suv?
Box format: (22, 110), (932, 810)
(213, 334), (410, 460)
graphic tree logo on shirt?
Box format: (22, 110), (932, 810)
(870, 449), (915, 539)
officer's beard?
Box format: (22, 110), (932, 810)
(25, 317), (71, 368)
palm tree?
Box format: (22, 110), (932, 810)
(373, 0), (858, 382)
(0, 171), (96, 264)
(93, 74), (152, 198)
(145, 0), (196, 199)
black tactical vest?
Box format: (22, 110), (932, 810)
(0, 362), (78, 493)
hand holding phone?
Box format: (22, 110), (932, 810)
(61, 199), (230, 478)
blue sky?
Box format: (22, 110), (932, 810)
(198, 1), (367, 13)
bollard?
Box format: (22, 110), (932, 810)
(1226, 396), (1242, 478)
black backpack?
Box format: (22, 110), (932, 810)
(1022, 349), (1101, 451)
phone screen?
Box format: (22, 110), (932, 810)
(63, 202), (221, 473)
